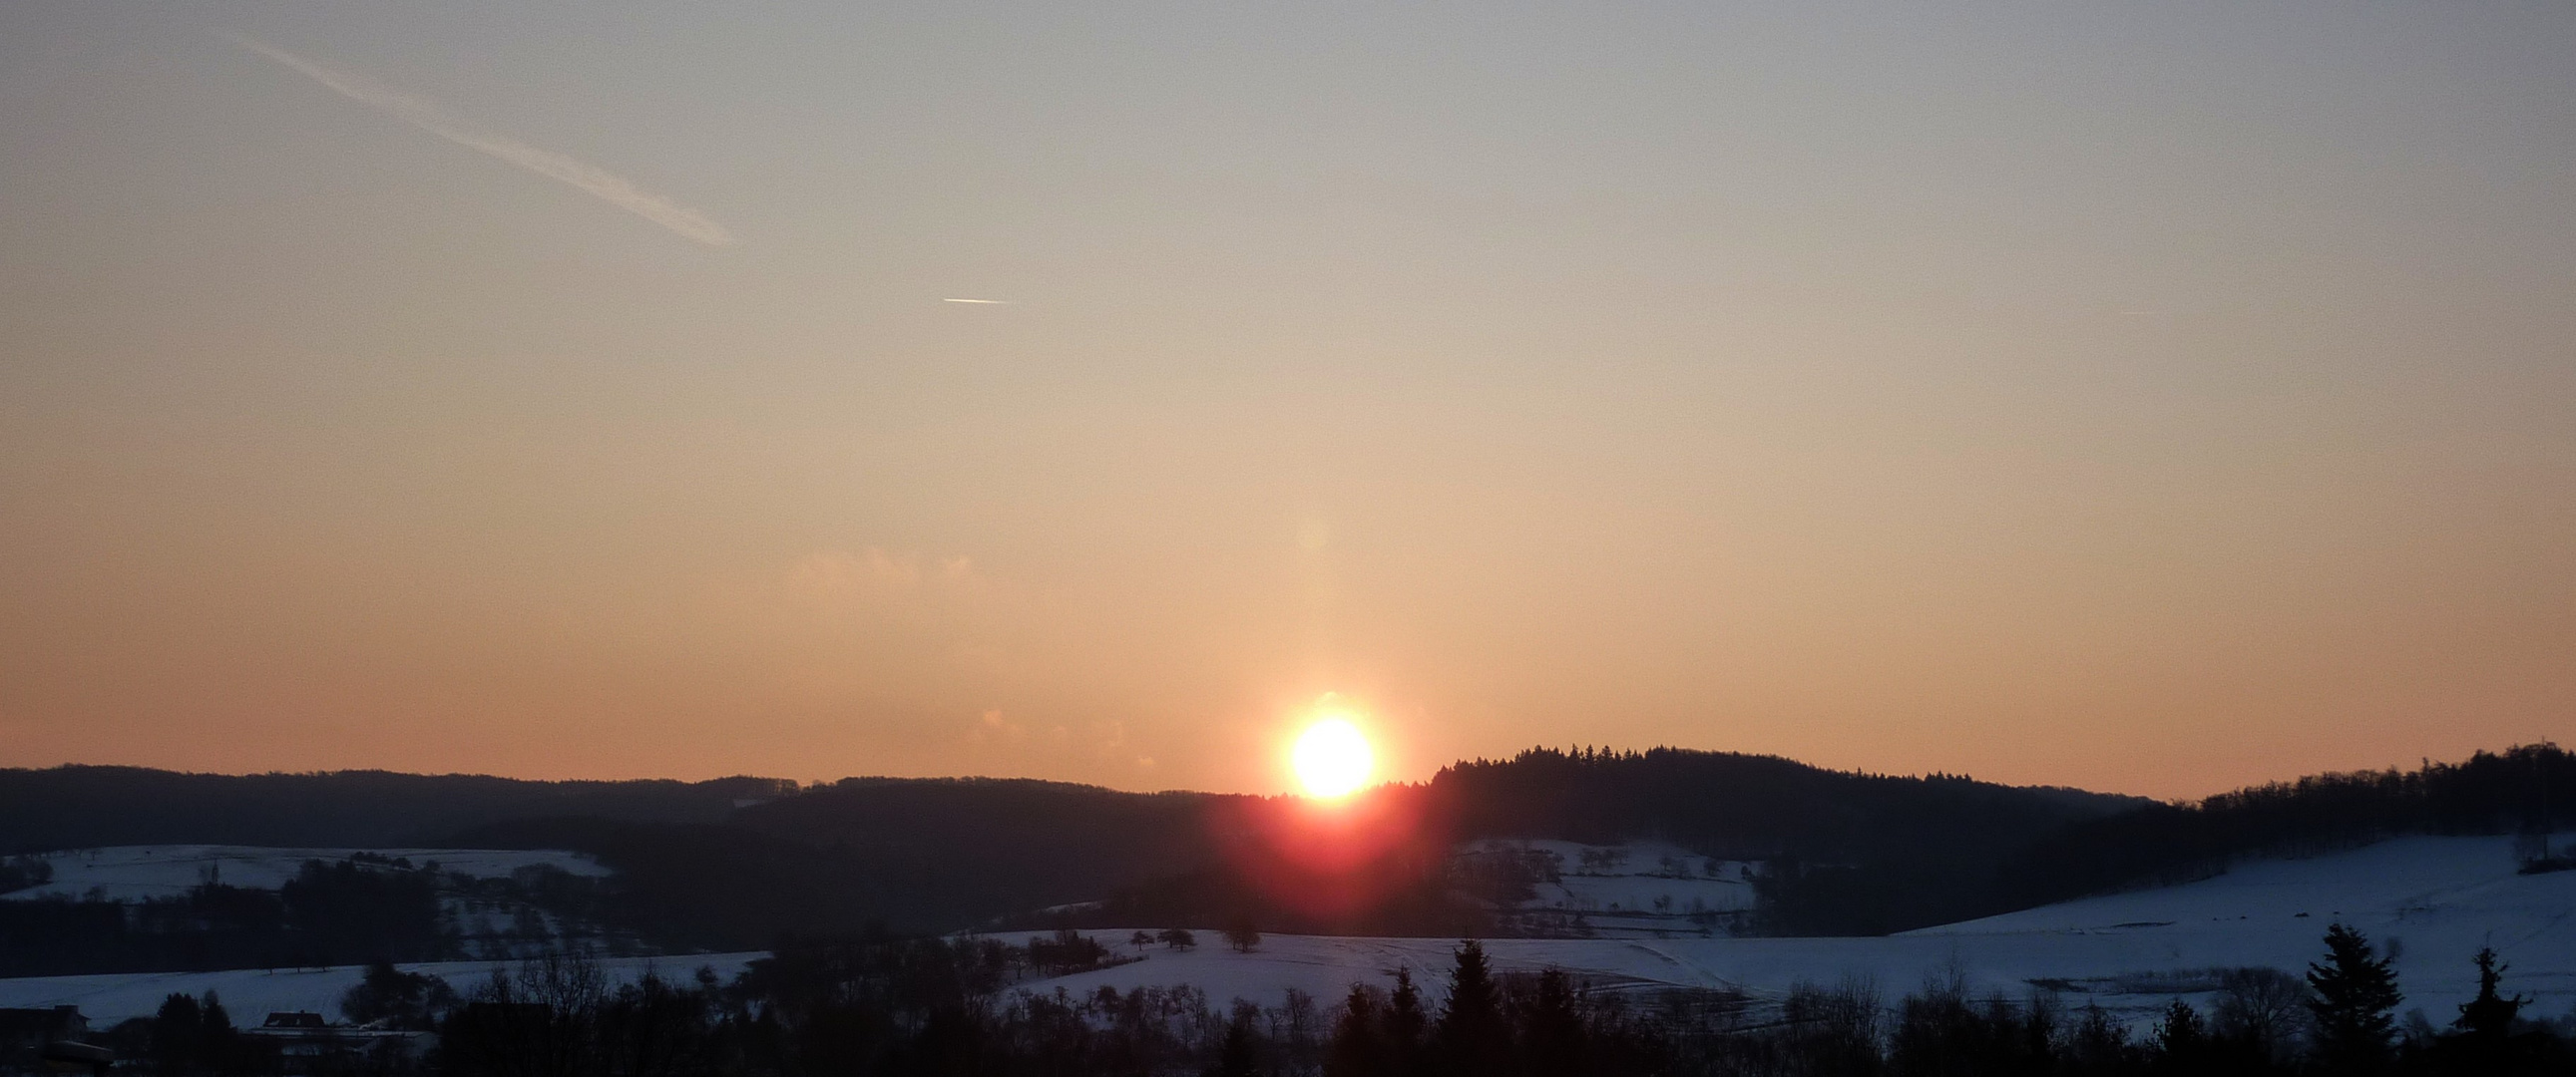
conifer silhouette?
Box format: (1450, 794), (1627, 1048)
(2307, 922), (2401, 1072)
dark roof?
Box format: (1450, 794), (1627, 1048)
(0, 1007), (84, 1032)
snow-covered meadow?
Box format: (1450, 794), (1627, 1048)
(5, 846), (609, 902)
(0, 953), (764, 1026)
(1030, 836), (2576, 1030)
(4, 835), (2570, 1033)
(1463, 839), (1759, 936)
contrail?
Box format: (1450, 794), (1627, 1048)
(942, 298), (1013, 304)
(230, 35), (736, 246)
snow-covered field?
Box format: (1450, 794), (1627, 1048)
(0, 953), (763, 1025)
(6, 846), (609, 901)
(7, 835), (2569, 1033)
(1464, 839), (1758, 935)
(1030, 836), (2576, 1030)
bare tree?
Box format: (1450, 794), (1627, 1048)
(2214, 965), (2309, 1062)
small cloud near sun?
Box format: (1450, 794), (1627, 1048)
(970, 709), (1027, 744)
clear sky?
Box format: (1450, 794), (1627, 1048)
(3, 2), (2570, 800)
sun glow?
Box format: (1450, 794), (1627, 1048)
(1291, 718), (1375, 799)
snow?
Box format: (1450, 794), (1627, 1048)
(1911, 834), (2552, 936)
(9, 835), (2570, 1034)
(1027, 836), (2576, 1030)
(0, 954), (764, 1026)
(7, 846), (610, 902)
(1462, 839), (1759, 936)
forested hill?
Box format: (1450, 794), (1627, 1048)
(1427, 748), (2145, 860)
(1998, 744), (2576, 910)
(0, 766), (792, 853)
(0, 756), (2152, 941)
(1042, 751), (2161, 937)
(1412, 748), (2153, 934)
(454, 779), (1242, 945)
(11, 748), (2566, 946)
(734, 777), (1227, 891)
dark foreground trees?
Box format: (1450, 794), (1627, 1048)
(355, 925), (2576, 1076)
(145, 991), (263, 1077)
(2309, 921), (2402, 1072)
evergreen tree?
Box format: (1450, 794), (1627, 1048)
(2151, 998), (2205, 1068)
(196, 991), (229, 1038)
(1515, 967), (1586, 1077)
(1209, 1003), (1263, 1077)
(2453, 946), (2526, 1042)
(150, 993), (203, 1077)
(1325, 984), (1384, 1077)
(148, 991), (243, 1077)
(1385, 968), (1429, 1076)
(1437, 941), (1504, 1075)
(2307, 922), (2401, 1073)
(2065, 1002), (2131, 1072)
(2018, 991), (2059, 1070)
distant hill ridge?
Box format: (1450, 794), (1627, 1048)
(0, 766), (794, 854)
(7, 746), (2567, 943)
(2000, 743), (2576, 908)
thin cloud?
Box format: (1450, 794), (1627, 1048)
(230, 34), (736, 246)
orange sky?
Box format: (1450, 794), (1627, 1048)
(2, 2), (2571, 800)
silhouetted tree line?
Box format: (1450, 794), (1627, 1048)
(0, 853), (52, 894)
(136, 990), (269, 1076)
(1429, 745), (2576, 936)
(159, 923), (2538, 1076)
(345, 959), (462, 1030)
(1028, 927), (1121, 975)
(0, 767), (793, 854)
(1052, 854), (1489, 942)
(452, 778), (1240, 947)
(1427, 748), (2147, 935)
(1034, 748), (2162, 940)
(19, 747), (2576, 953)
(0, 858), (447, 976)
(0, 853), (669, 978)
(1430, 748), (2141, 858)
(15, 755), (2159, 946)
(2001, 744), (2576, 910)
(448, 818), (1031, 950)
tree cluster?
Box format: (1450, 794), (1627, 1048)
(2005, 744), (2576, 910)
(200, 923), (2561, 1077)
(0, 858), (447, 977)
(81, 917), (2576, 1077)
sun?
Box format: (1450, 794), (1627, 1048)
(1292, 718), (1375, 799)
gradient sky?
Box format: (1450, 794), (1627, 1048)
(3, 2), (2571, 800)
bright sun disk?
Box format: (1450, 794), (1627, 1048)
(1292, 718), (1375, 799)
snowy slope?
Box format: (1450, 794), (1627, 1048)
(1904, 835), (2576, 1014)
(0, 953), (763, 1025)
(9, 836), (2567, 1033)
(7, 846), (609, 901)
(1464, 839), (1759, 936)
(1913, 835), (2553, 935)
(1027, 836), (2576, 1029)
